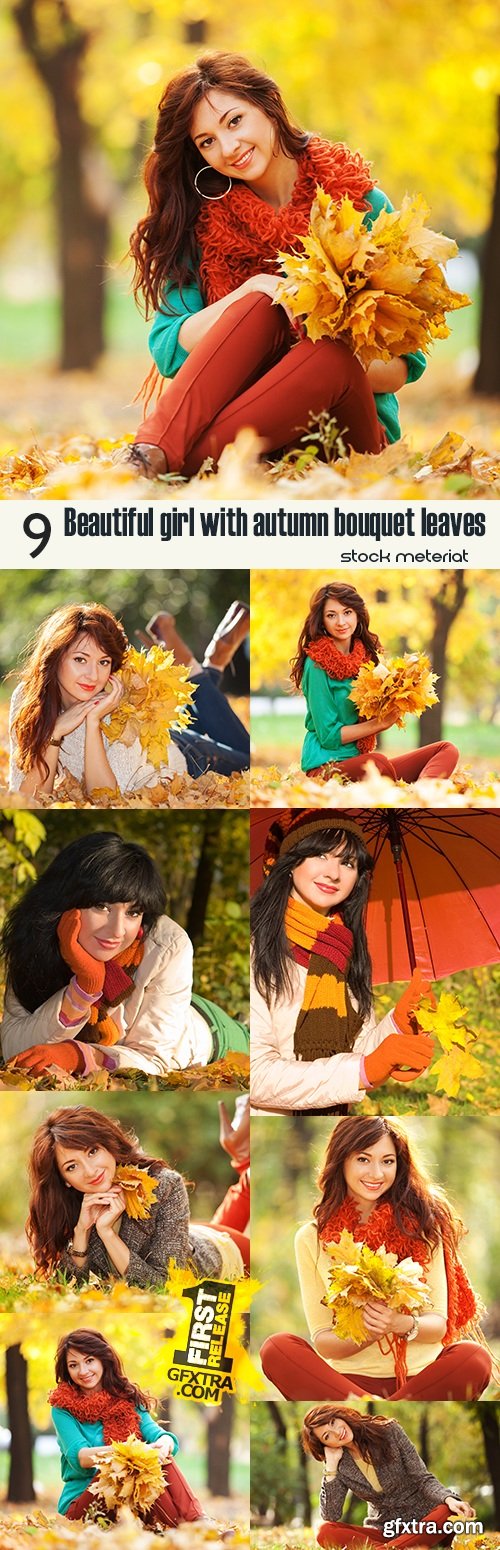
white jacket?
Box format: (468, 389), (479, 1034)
(1, 916), (213, 1075)
(250, 957), (397, 1113)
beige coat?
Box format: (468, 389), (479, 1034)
(1, 916), (213, 1075)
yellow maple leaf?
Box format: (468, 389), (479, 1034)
(116, 1165), (159, 1220)
(430, 1042), (483, 1099)
(104, 645), (195, 767)
(417, 991), (472, 1050)
(90, 1435), (164, 1513)
(322, 1231), (430, 1342)
(349, 651), (439, 726)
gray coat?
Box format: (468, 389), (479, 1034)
(60, 1167), (223, 1288)
(321, 1422), (457, 1531)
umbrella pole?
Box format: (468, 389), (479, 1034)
(386, 813), (417, 974)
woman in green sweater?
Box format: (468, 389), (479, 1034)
(291, 582), (459, 783)
(49, 1328), (204, 1526)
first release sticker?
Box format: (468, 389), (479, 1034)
(166, 1281), (236, 1401)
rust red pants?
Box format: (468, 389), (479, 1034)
(307, 741), (460, 783)
(135, 293), (385, 473)
(66, 1457), (203, 1525)
(210, 1168), (250, 1270)
(260, 1333), (491, 1400)
(318, 1505), (454, 1549)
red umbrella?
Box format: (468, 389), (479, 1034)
(250, 808), (500, 983)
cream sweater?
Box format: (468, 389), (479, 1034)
(295, 1219), (447, 1376)
(250, 957), (396, 1113)
(0, 916), (213, 1074)
(8, 683), (186, 795)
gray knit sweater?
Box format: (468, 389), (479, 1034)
(320, 1422), (458, 1531)
(60, 1167), (223, 1288)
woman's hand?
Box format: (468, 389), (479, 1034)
(361, 1299), (401, 1337)
(323, 1444), (344, 1472)
(445, 1499), (475, 1520)
(393, 969), (436, 1036)
(76, 1191), (114, 1234)
(151, 1435), (176, 1460)
(51, 701), (99, 741)
(363, 1031), (434, 1087)
(57, 908), (105, 997)
(365, 359), (409, 393)
(84, 675), (123, 726)
(240, 273), (282, 301)
(93, 1186), (127, 1235)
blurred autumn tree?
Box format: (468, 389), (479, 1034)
(250, 569), (500, 745)
(1, 0), (499, 370)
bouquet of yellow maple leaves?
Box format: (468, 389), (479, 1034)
(104, 645), (195, 768)
(322, 1228), (431, 1342)
(349, 651), (439, 727)
(115, 1165), (159, 1220)
(276, 189), (470, 363)
(89, 1436), (164, 1514)
(417, 990), (481, 1100)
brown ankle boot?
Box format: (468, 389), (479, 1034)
(203, 602), (250, 670)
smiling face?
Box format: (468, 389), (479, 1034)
(65, 1347), (104, 1391)
(55, 1141), (117, 1194)
(77, 902), (144, 961)
(343, 1135), (398, 1207)
(313, 1416), (354, 1449)
(290, 846), (358, 915)
(190, 88), (277, 185)
(322, 598), (358, 652)
(57, 632), (113, 707)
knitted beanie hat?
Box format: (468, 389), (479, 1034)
(262, 809), (366, 877)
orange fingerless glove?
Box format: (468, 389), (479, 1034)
(57, 908), (105, 997)
(11, 1042), (86, 1075)
(363, 1032), (434, 1087)
(393, 967), (436, 1035)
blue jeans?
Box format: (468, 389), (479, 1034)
(172, 668), (249, 776)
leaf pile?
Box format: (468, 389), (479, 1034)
(115, 1165), (159, 1220)
(250, 762), (500, 809)
(349, 652), (439, 727)
(0, 768), (249, 811)
(90, 1436), (165, 1514)
(322, 1228), (431, 1342)
(0, 1052), (249, 1093)
(277, 189), (469, 362)
(105, 645), (195, 767)
(0, 1506), (249, 1546)
(417, 990), (482, 1099)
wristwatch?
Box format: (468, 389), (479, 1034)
(402, 1313), (420, 1342)
(49, 736), (64, 747)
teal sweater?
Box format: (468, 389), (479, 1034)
(301, 655), (366, 770)
(51, 1404), (178, 1514)
(148, 186), (426, 444)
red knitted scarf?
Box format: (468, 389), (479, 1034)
(196, 135), (374, 304)
(285, 897), (363, 1058)
(81, 938), (145, 1047)
(306, 637), (375, 754)
(48, 1382), (142, 1441)
(319, 1197), (480, 1385)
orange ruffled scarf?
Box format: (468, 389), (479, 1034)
(80, 938), (145, 1047)
(48, 1381), (142, 1441)
(305, 637), (376, 754)
(319, 1197), (485, 1386)
(285, 895), (363, 1059)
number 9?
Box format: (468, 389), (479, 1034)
(23, 512), (51, 558)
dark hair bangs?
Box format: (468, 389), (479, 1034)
(68, 847), (166, 921)
(287, 828), (371, 872)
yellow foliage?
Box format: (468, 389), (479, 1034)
(105, 645), (194, 767)
(90, 1436), (164, 1514)
(0, 1505), (250, 1546)
(116, 1165), (159, 1220)
(416, 991), (483, 1098)
(277, 190), (470, 363)
(322, 1229), (431, 1342)
(250, 763), (500, 809)
(349, 652), (439, 727)
(429, 1042), (483, 1098)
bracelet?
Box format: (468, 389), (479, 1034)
(69, 1244), (89, 1258)
(49, 736), (64, 747)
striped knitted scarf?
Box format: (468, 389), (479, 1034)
(196, 135), (374, 305)
(80, 938), (145, 1047)
(305, 637), (376, 754)
(285, 896), (363, 1059)
(319, 1197), (484, 1386)
(48, 1381), (142, 1441)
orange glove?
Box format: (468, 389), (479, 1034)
(393, 967), (437, 1036)
(57, 908), (105, 997)
(364, 1032), (434, 1088)
(10, 1041), (85, 1075)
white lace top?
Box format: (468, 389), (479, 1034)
(8, 683), (186, 794)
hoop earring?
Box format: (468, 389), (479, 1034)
(194, 166), (232, 200)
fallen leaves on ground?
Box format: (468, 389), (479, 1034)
(0, 1052), (249, 1093)
(0, 767), (249, 811)
(250, 762), (500, 808)
(0, 1505), (249, 1545)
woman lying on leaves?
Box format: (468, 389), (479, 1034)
(0, 831), (248, 1078)
(8, 600), (249, 798)
(250, 810), (434, 1114)
(260, 1116), (494, 1400)
(302, 1406), (474, 1550)
(50, 1328), (210, 1526)
(27, 1103), (249, 1287)
(126, 51), (426, 478)
(291, 582), (459, 783)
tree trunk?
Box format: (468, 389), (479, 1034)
(292, 1404), (312, 1526)
(207, 1395), (233, 1497)
(419, 1407), (430, 1467)
(418, 572), (467, 744)
(6, 1346), (34, 1503)
(13, 0), (110, 369)
(474, 97), (500, 396)
(475, 1404), (500, 1522)
(186, 812), (224, 946)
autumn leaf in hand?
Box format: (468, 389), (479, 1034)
(349, 652), (439, 726)
(322, 1230), (430, 1343)
(90, 1435), (164, 1512)
(417, 991), (473, 1050)
(429, 1042), (483, 1099)
(104, 644), (195, 767)
(116, 1165), (159, 1220)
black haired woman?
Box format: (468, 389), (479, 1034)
(250, 810), (434, 1114)
(50, 1329), (205, 1526)
(0, 831), (248, 1078)
(291, 583), (459, 783)
(126, 51), (426, 477)
(301, 1406), (474, 1549)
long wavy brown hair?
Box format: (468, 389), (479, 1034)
(302, 1404), (392, 1464)
(290, 583), (381, 690)
(55, 1328), (154, 1410)
(129, 50), (308, 314)
(27, 1107), (166, 1274)
(12, 604), (128, 779)
(313, 1116), (463, 1251)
